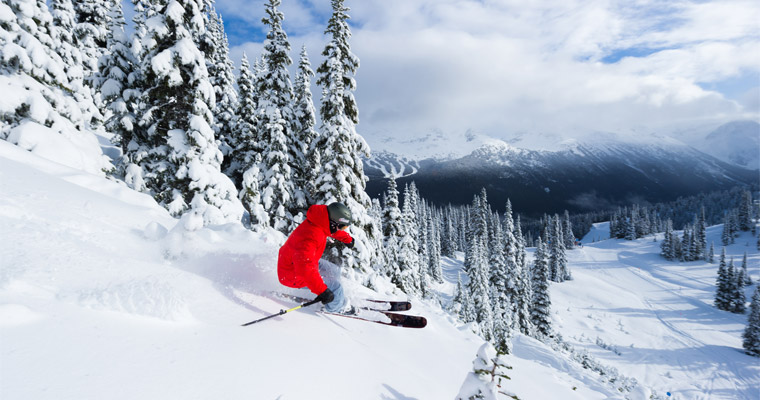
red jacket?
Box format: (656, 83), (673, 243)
(277, 205), (353, 295)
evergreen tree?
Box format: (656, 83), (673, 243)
(743, 287), (760, 357)
(681, 227), (692, 262)
(428, 209), (443, 283)
(442, 206), (457, 257)
(625, 210), (637, 240)
(720, 214), (733, 246)
(715, 248), (731, 310)
(708, 242), (715, 263)
(134, 0), (242, 225)
(661, 219), (675, 260)
(487, 220), (513, 347)
(738, 190), (753, 231)
(549, 215), (570, 281)
(381, 176), (404, 284)
(467, 237), (494, 340)
(256, 0), (295, 232)
(204, 10), (238, 174)
(696, 207), (707, 259)
(51, 0), (100, 131)
(1, 0), (110, 172)
(313, 0), (378, 273)
(741, 252), (752, 285)
(491, 300), (514, 356)
(450, 272), (474, 323)
(730, 258), (746, 314)
(455, 343), (513, 400)
(563, 210), (576, 249)
(73, 0), (109, 91)
(234, 54), (267, 229)
(97, 0), (137, 158)
(292, 45), (320, 204)
(397, 184), (421, 294)
(531, 237), (552, 337)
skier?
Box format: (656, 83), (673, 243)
(277, 202), (357, 314)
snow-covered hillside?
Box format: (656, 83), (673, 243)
(557, 222), (760, 399)
(1, 139), (758, 399)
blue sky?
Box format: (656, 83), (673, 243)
(164, 1), (760, 147)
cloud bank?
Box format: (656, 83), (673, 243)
(221, 0), (760, 150)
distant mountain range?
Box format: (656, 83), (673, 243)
(364, 121), (759, 216)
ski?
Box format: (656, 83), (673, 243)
(356, 299), (412, 312)
(272, 292), (411, 312)
(320, 309), (427, 329)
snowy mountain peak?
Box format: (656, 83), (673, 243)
(697, 120), (760, 170)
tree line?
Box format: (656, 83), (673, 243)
(2, 0), (384, 272)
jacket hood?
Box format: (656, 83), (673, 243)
(306, 205), (331, 235)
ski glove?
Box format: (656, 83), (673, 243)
(331, 230), (352, 244)
(344, 238), (355, 249)
(316, 288), (335, 304)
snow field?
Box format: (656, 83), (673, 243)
(2, 138), (757, 399)
(554, 222), (760, 399)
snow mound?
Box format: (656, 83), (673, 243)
(77, 280), (191, 321)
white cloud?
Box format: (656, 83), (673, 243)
(223, 0), (760, 151)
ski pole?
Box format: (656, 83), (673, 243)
(241, 298), (321, 327)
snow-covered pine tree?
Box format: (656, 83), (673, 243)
(428, 209), (443, 283)
(625, 209), (637, 241)
(467, 236), (494, 340)
(382, 176), (404, 288)
(549, 214), (570, 281)
(491, 300), (513, 356)
(1, 0), (111, 173)
(741, 252), (752, 285)
(514, 214), (526, 269)
(255, 0), (295, 232)
(739, 190), (753, 231)
(313, 0), (379, 273)
(203, 9), (238, 173)
(661, 219), (675, 260)
(743, 287), (760, 357)
(397, 184), (421, 295)
(696, 207), (707, 258)
(715, 248), (730, 311)
(73, 0), (109, 99)
(730, 258), (746, 314)
(417, 196), (430, 280)
(488, 219), (513, 350)
(721, 214), (732, 246)
(368, 198), (385, 275)
(50, 0), (100, 132)
(531, 237), (552, 337)
(456, 342), (513, 400)
(292, 45), (320, 205)
(502, 200), (517, 269)
(708, 242), (715, 263)
(97, 0), (137, 158)
(515, 250), (533, 336)
(134, 0), (242, 225)
(681, 227), (692, 262)
(234, 54), (268, 229)
(450, 272), (474, 323)
(563, 210), (576, 249)
(441, 206), (457, 257)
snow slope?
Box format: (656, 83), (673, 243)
(558, 222), (760, 399)
(0, 139), (634, 399)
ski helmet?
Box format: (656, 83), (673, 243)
(327, 202), (353, 226)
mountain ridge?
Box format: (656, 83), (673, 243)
(364, 132), (758, 216)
